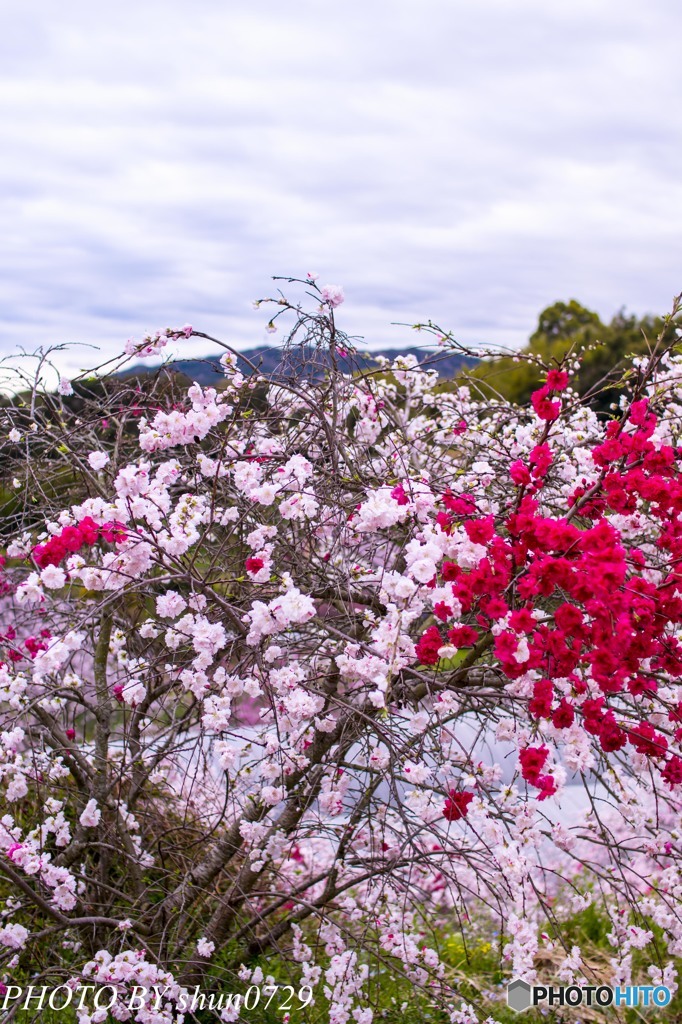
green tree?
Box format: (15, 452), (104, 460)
(461, 299), (678, 412)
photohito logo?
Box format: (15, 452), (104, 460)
(507, 979), (672, 1012)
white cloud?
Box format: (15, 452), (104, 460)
(1, 0), (681, 376)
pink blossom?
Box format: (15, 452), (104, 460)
(88, 451), (109, 471)
(320, 283), (345, 307)
(79, 799), (101, 828)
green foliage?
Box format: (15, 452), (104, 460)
(461, 299), (678, 413)
(4, 906), (682, 1023)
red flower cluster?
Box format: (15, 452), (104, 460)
(629, 722), (668, 758)
(528, 370), (568, 423)
(662, 755), (682, 788)
(0, 555), (9, 597)
(464, 515), (495, 545)
(390, 483), (409, 505)
(24, 635), (49, 658)
(519, 746), (556, 800)
(0, 627), (51, 670)
(519, 745), (548, 781)
(32, 518), (126, 568)
(447, 624), (478, 647)
(415, 625), (443, 665)
(510, 461), (532, 486)
(442, 789), (473, 821)
(509, 444), (554, 491)
(531, 386), (561, 422)
(418, 394), (682, 791)
(433, 601), (453, 621)
(546, 369), (569, 391)
(528, 678), (553, 718)
(442, 491), (477, 516)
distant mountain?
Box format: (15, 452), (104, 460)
(121, 345), (477, 386)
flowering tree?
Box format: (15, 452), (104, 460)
(1, 278), (682, 1022)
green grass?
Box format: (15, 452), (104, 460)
(4, 901), (682, 1023)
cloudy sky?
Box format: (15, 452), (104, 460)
(2, 0), (682, 376)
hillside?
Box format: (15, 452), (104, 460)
(121, 345), (477, 385)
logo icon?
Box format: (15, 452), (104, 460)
(507, 979), (531, 1013)
(506, 978), (671, 1011)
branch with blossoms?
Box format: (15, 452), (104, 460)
(0, 282), (682, 1023)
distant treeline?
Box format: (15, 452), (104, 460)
(463, 300), (678, 412)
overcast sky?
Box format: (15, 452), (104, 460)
(2, 0), (682, 376)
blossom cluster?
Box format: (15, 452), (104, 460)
(2, 283), (682, 1023)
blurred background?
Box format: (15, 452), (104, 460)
(2, 0), (681, 375)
